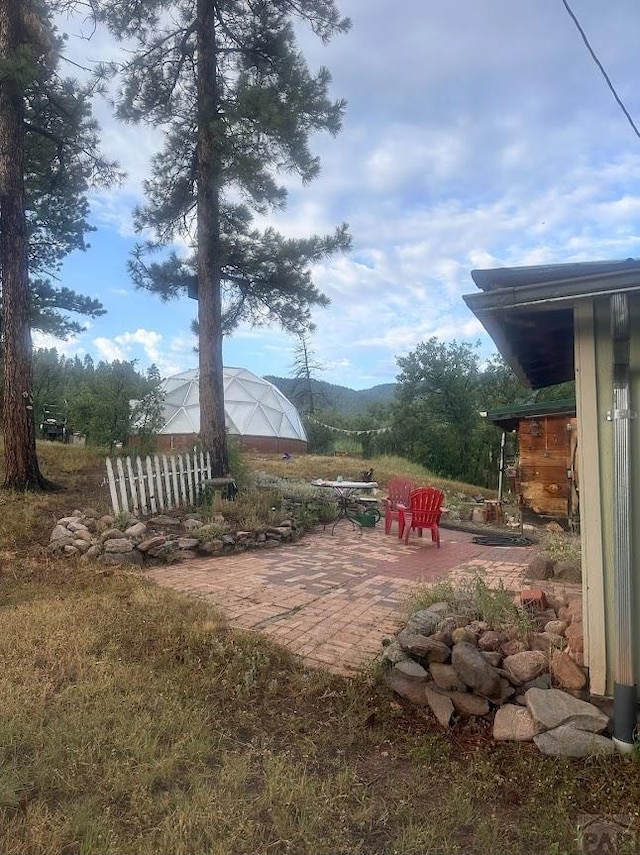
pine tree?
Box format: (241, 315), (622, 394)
(0, 0), (116, 488)
(290, 327), (324, 416)
(99, 0), (351, 475)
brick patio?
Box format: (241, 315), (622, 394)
(145, 523), (547, 675)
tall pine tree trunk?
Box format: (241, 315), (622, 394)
(196, 0), (228, 476)
(0, 0), (47, 489)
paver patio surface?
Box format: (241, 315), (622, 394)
(146, 525), (538, 675)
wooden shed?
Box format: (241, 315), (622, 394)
(485, 399), (577, 529)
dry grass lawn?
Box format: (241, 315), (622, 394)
(0, 444), (639, 855)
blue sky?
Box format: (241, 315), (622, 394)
(42, 0), (640, 390)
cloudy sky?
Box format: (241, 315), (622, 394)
(43, 0), (640, 389)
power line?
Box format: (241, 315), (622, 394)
(560, 0), (640, 143)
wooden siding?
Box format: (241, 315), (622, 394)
(516, 415), (577, 523)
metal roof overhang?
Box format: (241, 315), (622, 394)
(463, 265), (640, 389)
(485, 398), (576, 431)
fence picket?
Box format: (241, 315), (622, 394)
(136, 456), (148, 515)
(116, 457), (129, 514)
(170, 455), (180, 508)
(178, 454), (187, 507)
(126, 457), (139, 516)
(106, 457), (120, 515)
(185, 452), (194, 507)
(162, 455), (173, 509)
(154, 454), (165, 511)
(105, 452), (211, 516)
(145, 456), (157, 514)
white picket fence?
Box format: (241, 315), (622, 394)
(105, 451), (214, 516)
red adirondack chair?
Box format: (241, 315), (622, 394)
(399, 487), (445, 546)
(381, 477), (416, 535)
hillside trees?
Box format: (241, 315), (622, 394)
(98, 0), (351, 476)
(0, 0), (116, 488)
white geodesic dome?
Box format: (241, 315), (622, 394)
(158, 367), (307, 450)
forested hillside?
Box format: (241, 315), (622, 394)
(265, 376), (396, 415)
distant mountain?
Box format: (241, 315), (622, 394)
(265, 376), (396, 415)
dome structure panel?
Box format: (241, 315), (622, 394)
(156, 367), (307, 451)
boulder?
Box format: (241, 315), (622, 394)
(530, 632), (564, 652)
(544, 620), (568, 636)
(177, 537), (200, 550)
(449, 691), (490, 717)
(50, 524), (71, 542)
(386, 662), (430, 705)
(149, 514), (182, 527)
(525, 688), (609, 733)
(481, 651), (503, 668)
(550, 650), (587, 691)
(429, 663), (467, 692)
(103, 538), (134, 554)
(526, 552), (555, 580)
(553, 560), (582, 583)
(451, 642), (501, 697)
(534, 726), (615, 757)
(451, 627), (477, 646)
(382, 641), (409, 666)
(477, 630), (504, 652)
(197, 540), (224, 555)
(85, 544), (102, 560)
(125, 522), (148, 539)
(424, 685), (454, 727)
(493, 705), (538, 741)
(394, 659), (429, 680)
(183, 518), (204, 531)
(405, 609), (442, 637)
(501, 639), (528, 657)
(137, 536), (167, 553)
(503, 651), (548, 683)
(100, 528), (126, 543)
(397, 629), (451, 663)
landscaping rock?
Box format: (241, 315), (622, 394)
(493, 705), (538, 741)
(477, 630), (504, 652)
(386, 665), (430, 705)
(424, 685), (454, 727)
(451, 627), (477, 646)
(525, 688), (609, 733)
(553, 560), (582, 583)
(50, 524), (71, 542)
(100, 551), (144, 567)
(526, 552), (555, 580)
(449, 691), (490, 717)
(533, 726), (615, 757)
(545, 619), (568, 636)
(183, 518), (204, 531)
(394, 659), (430, 680)
(544, 593), (567, 613)
(451, 642), (501, 697)
(125, 522), (147, 539)
(530, 632), (564, 652)
(149, 515), (182, 527)
(382, 641), (409, 666)
(501, 639), (528, 657)
(197, 540), (224, 555)
(405, 609), (442, 637)
(177, 537), (200, 550)
(85, 544), (102, 559)
(103, 538), (134, 553)
(100, 528), (125, 542)
(397, 629), (451, 663)
(550, 650), (587, 691)
(523, 673), (552, 691)
(503, 651), (548, 684)
(137, 536), (167, 553)
(429, 663), (467, 692)
(481, 651), (503, 668)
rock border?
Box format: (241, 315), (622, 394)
(48, 506), (300, 567)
